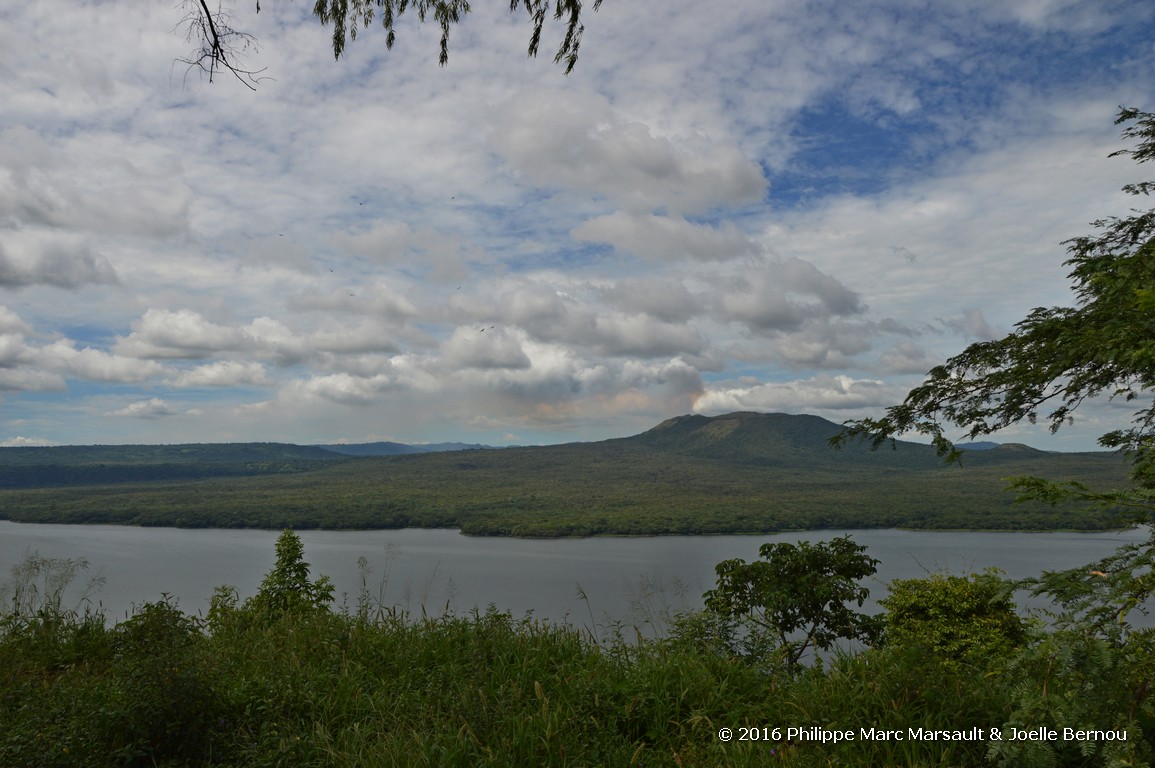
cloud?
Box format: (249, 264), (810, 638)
(0, 0), (1148, 449)
(39, 341), (168, 382)
(0, 367), (66, 392)
(694, 374), (904, 415)
(571, 212), (761, 262)
(0, 307), (31, 335)
(715, 259), (864, 332)
(335, 222), (471, 281)
(940, 308), (1002, 342)
(288, 373), (400, 406)
(166, 360), (271, 387)
(0, 125), (191, 240)
(0, 240), (119, 289)
(440, 327), (531, 370)
(598, 276), (703, 323)
(114, 309), (244, 359)
(489, 88), (766, 214)
(108, 398), (181, 419)
(0, 436), (56, 447)
(114, 308), (406, 364)
(878, 340), (937, 375)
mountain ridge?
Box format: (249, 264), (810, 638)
(0, 411), (1129, 536)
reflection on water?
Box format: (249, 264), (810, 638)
(0, 522), (1146, 630)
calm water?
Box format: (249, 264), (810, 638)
(0, 522), (1146, 629)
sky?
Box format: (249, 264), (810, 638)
(0, 0), (1152, 449)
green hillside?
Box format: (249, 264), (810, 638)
(0, 412), (1133, 535)
(0, 443), (348, 488)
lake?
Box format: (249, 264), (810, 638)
(0, 522), (1147, 631)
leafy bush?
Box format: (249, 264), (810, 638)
(881, 569), (1027, 668)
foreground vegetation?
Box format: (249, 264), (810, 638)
(2, 530), (1151, 767)
(0, 413), (1131, 535)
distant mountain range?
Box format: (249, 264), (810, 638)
(315, 441), (493, 456)
(0, 412), (1131, 535)
(0, 411), (1080, 489)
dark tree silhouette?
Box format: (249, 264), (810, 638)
(177, 0), (603, 88)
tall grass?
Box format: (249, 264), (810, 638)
(1, 545), (1150, 767)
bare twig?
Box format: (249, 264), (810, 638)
(175, 0), (270, 90)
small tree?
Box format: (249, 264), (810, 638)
(704, 535), (882, 672)
(247, 529), (334, 616)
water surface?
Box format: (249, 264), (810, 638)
(0, 522), (1145, 629)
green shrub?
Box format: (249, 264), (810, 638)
(881, 569), (1027, 668)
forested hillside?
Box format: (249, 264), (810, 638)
(0, 413), (1130, 535)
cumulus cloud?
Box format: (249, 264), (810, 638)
(0, 240), (118, 289)
(572, 212), (761, 262)
(490, 88), (766, 214)
(0, 307), (31, 335)
(335, 222), (470, 281)
(940, 308), (1002, 342)
(440, 327), (531, 370)
(0, 436), (56, 447)
(114, 308), (243, 359)
(591, 314), (707, 358)
(289, 373), (399, 406)
(694, 374), (903, 414)
(0, 368), (66, 392)
(0, 125), (190, 240)
(166, 360), (271, 387)
(287, 282), (420, 320)
(715, 259), (864, 332)
(109, 398), (181, 419)
(878, 340), (937, 375)
(114, 308), (405, 364)
(39, 341), (168, 382)
(598, 276), (703, 323)
(0, 0), (1146, 449)
(0, 332), (31, 367)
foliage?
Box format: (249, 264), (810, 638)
(830, 107), (1155, 768)
(834, 108), (1155, 523)
(179, 0), (603, 88)
(881, 569), (1027, 669)
(1025, 527), (1155, 645)
(2, 531), (1150, 767)
(100, 598), (224, 766)
(0, 412), (1131, 535)
(703, 536), (883, 671)
(246, 529), (335, 615)
(988, 627), (1155, 768)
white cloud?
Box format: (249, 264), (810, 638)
(0, 239), (119, 289)
(440, 327), (531, 370)
(109, 398), (181, 419)
(166, 360), (271, 387)
(490, 88), (766, 214)
(0, 367), (66, 392)
(39, 341), (168, 382)
(0, 435), (56, 447)
(0, 307), (31, 335)
(694, 374), (904, 415)
(0, 0), (1147, 449)
(572, 212), (760, 262)
(715, 260), (864, 332)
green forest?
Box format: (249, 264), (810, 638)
(1, 529), (1149, 767)
(0, 412), (1133, 535)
